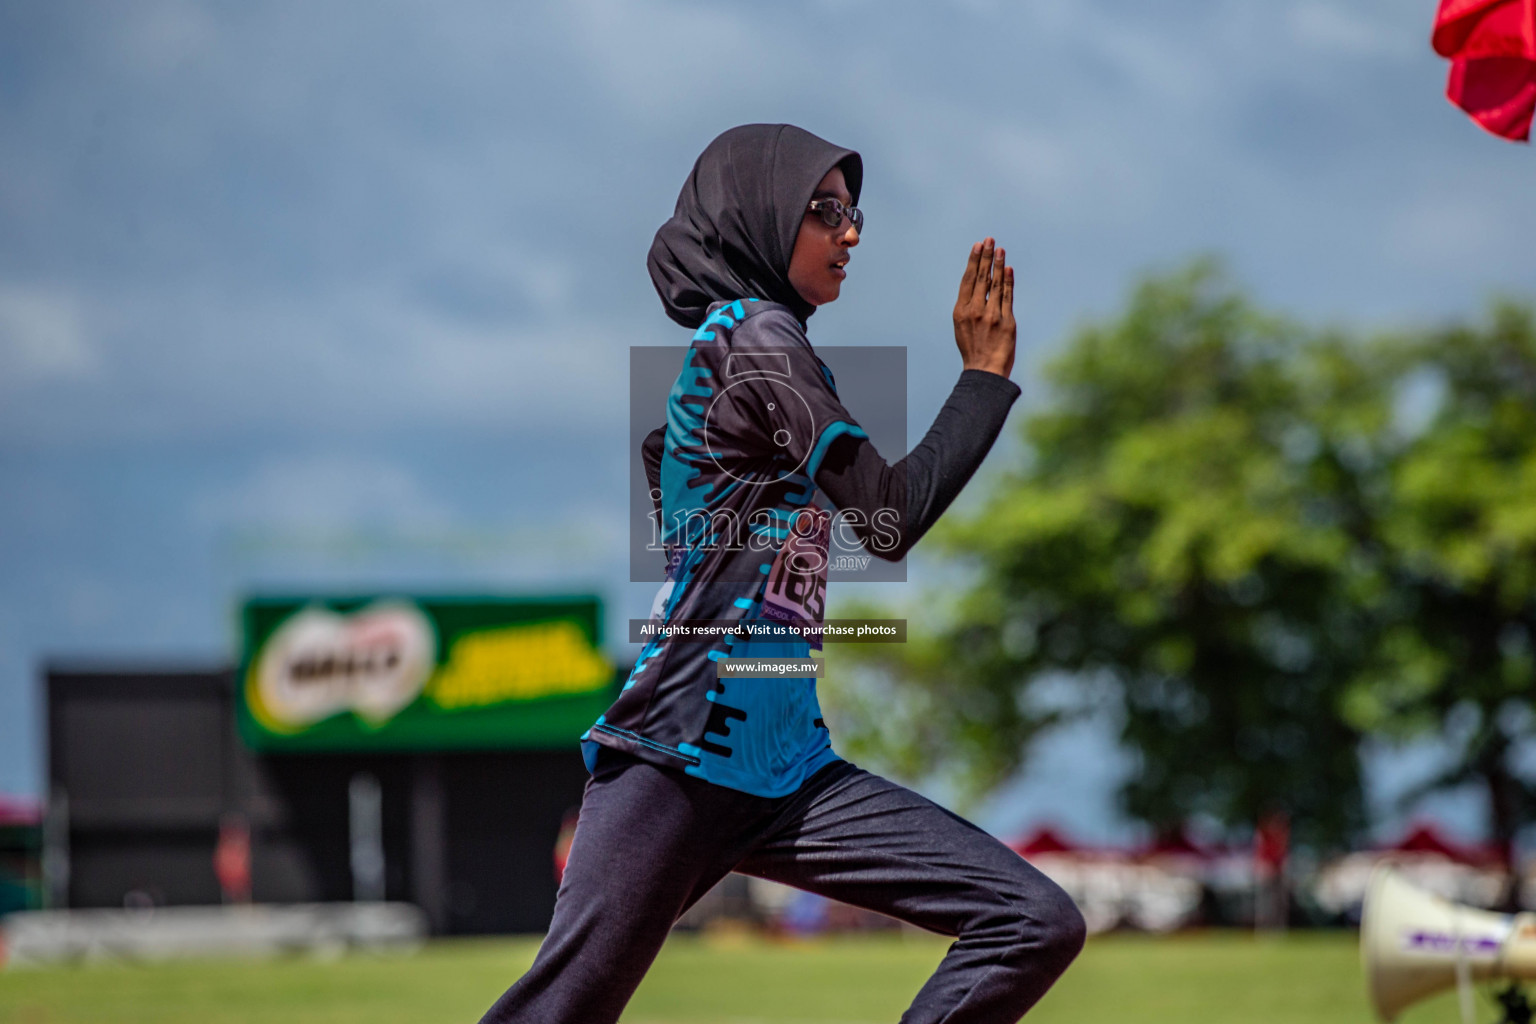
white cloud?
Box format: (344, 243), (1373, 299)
(0, 274), (640, 444)
(1386, 192), (1509, 271)
(555, 0), (779, 123)
(62, 577), (120, 631)
(1287, 1), (1416, 58)
(0, 284), (97, 384)
(0, 0), (1525, 452)
(119, 0), (218, 75)
(193, 453), (453, 530)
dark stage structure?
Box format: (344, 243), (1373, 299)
(45, 664), (597, 934)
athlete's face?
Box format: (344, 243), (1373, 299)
(788, 166), (859, 308)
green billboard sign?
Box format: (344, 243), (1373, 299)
(237, 595), (615, 752)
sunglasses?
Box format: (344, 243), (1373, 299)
(807, 197), (864, 234)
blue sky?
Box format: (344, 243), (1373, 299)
(3, 1), (1533, 841)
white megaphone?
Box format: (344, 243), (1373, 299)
(1362, 864), (1536, 1023)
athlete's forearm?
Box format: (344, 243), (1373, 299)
(815, 369), (1020, 561)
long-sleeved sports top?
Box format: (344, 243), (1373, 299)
(583, 298), (1021, 796)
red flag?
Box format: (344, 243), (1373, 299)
(1433, 0), (1536, 141)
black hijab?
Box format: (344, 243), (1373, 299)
(648, 124), (863, 329)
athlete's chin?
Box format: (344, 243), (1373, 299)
(793, 277), (844, 308)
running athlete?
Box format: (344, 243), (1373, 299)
(479, 124), (1085, 1024)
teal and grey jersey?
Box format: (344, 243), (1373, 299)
(586, 298), (861, 796)
(585, 299), (1023, 797)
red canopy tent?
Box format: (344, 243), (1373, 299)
(0, 794), (40, 828)
(1383, 821), (1506, 868)
(1137, 825), (1221, 863)
(1008, 826), (1085, 859)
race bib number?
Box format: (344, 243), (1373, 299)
(760, 503), (830, 649)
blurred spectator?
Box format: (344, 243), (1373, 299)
(214, 815), (251, 905)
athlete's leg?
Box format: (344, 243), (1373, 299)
(737, 763), (1085, 1024)
(477, 752), (748, 1024)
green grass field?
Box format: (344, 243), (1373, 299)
(0, 930), (1478, 1023)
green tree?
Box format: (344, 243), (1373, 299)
(1352, 300), (1536, 866)
(827, 263), (1536, 854)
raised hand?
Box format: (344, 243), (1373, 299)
(952, 238), (1016, 379)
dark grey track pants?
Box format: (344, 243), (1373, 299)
(478, 751), (1085, 1024)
